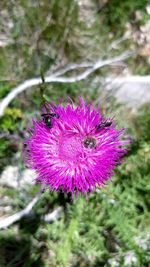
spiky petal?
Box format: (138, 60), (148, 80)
(24, 98), (129, 195)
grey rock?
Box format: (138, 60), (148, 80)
(105, 76), (150, 109)
(115, 82), (150, 107)
(0, 165), (36, 189)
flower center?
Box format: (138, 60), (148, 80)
(59, 135), (83, 161)
(83, 137), (96, 149)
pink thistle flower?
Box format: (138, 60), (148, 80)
(24, 98), (129, 196)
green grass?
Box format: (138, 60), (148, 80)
(0, 103), (150, 266)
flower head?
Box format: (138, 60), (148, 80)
(24, 98), (129, 195)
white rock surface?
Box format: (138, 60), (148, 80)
(115, 82), (150, 107)
(105, 76), (150, 109)
(0, 166), (36, 189)
(124, 251), (137, 266)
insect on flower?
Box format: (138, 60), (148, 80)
(24, 98), (129, 196)
(41, 113), (59, 128)
(96, 119), (112, 130)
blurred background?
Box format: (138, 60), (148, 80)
(0, 0), (150, 266)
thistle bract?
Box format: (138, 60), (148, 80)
(24, 98), (128, 195)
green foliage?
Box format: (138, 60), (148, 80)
(0, 83), (12, 99)
(97, 0), (149, 35)
(131, 103), (150, 142)
(1, 103), (150, 266)
(0, 108), (22, 132)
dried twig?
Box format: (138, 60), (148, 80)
(0, 51), (133, 117)
(0, 194), (62, 229)
(108, 36), (131, 51)
(43, 207), (62, 223)
(0, 195), (39, 229)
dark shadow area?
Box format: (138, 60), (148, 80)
(0, 224), (44, 267)
(19, 214), (41, 235)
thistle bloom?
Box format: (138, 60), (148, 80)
(24, 98), (128, 195)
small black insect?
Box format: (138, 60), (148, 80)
(84, 137), (96, 149)
(41, 113), (59, 128)
(96, 120), (112, 130)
